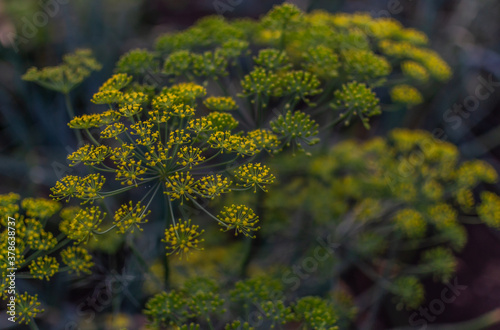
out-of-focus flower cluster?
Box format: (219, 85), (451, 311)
(144, 275), (345, 329)
(224, 128), (499, 311)
(0, 194), (95, 325)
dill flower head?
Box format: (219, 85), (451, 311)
(163, 219), (205, 258)
(191, 50), (228, 78)
(29, 256), (59, 281)
(455, 188), (475, 213)
(420, 247), (457, 283)
(395, 28), (429, 45)
(203, 96), (238, 111)
(168, 82), (207, 102)
(390, 84), (423, 106)
(341, 49), (391, 83)
(455, 160), (498, 189)
(15, 292), (44, 325)
(218, 204), (260, 238)
(247, 129), (280, 153)
(100, 122), (127, 139)
(99, 73), (132, 92)
(165, 172), (197, 204)
(115, 48), (158, 75)
(176, 146), (205, 169)
(184, 277), (226, 320)
(25, 219), (57, 251)
(230, 275), (284, 305)
(293, 296), (338, 329)
(332, 82), (381, 128)
(206, 112), (238, 131)
(50, 174), (105, 203)
(401, 60), (429, 83)
(261, 3), (304, 32)
(391, 276), (424, 310)
(426, 203), (457, 230)
(60, 246), (94, 275)
(91, 90), (124, 104)
(0, 193), (20, 220)
(234, 163), (276, 192)
(412, 49), (452, 81)
(144, 291), (191, 327)
(68, 113), (104, 129)
(270, 111), (319, 152)
(302, 45), (339, 79)
(22, 49), (101, 94)
(478, 192), (500, 228)
(163, 50), (193, 76)
(21, 197), (60, 219)
(393, 208), (426, 239)
(208, 131), (242, 154)
(254, 48), (291, 71)
(240, 67), (282, 99)
(62, 206), (106, 242)
(67, 145), (111, 166)
(279, 70), (322, 103)
(115, 158), (148, 186)
(114, 201), (150, 234)
(196, 174), (232, 199)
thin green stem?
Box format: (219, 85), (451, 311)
(64, 93), (83, 145)
(85, 129), (101, 146)
(187, 196), (227, 227)
(29, 319), (40, 330)
(22, 238), (72, 268)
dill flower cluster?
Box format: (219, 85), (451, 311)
(144, 274), (339, 329)
(163, 219), (204, 258)
(217, 204), (260, 238)
(15, 292), (44, 325)
(28, 256), (59, 281)
(331, 81), (381, 128)
(253, 127), (499, 311)
(390, 84), (424, 106)
(0, 195), (95, 325)
(22, 5), (453, 267)
(47, 73), (277, 250)
(22, 49), (101, 94)
(60, 246), (94, 275)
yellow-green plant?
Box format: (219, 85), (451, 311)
(15, 3), (464, 329)
(144, 275), (347, 329)
(225, 128), (500, 313)
(0, 194), (95, 326)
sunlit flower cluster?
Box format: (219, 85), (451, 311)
(163, 219), (205, 258)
